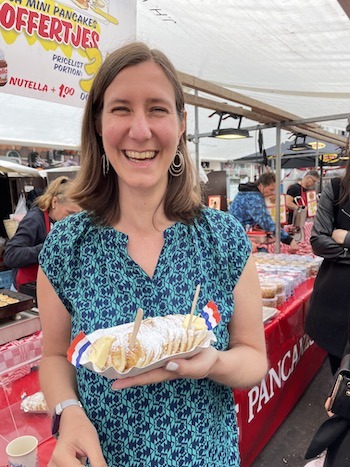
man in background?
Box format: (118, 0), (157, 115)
(229, 172), (299, 252)
(285, 170), (319, 224)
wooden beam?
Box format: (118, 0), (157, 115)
(285, 126), (345, 147)
(180, 71), (314, 123)
(180, 71), (347, 146)
(337, 0), (350, 19)
(184, 93), (277, 124)
(184, 93), (347, 147)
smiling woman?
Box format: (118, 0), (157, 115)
(37, 41), (267, 467)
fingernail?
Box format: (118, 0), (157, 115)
(112, 380), (124, 390)
(166, 361), (179, 372)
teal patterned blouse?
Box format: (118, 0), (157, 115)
(39, 207), (251, 467)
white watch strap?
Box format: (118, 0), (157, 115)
(55, 399), (82, 415)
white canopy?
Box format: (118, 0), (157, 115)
(1, 0), (349, 162)
(0, 159), (41, 177)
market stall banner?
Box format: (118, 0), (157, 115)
(234, 278), (326, 466)
(0, 0), (136, 107)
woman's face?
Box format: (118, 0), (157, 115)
(99, 61), (185, 193)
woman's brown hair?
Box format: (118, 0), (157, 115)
(70, 42), (202, 226)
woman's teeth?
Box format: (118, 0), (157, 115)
(124, 150), (156, 161)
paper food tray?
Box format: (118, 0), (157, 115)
(79, 328), (217, 380)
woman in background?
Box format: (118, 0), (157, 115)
(4, 176), (80, 291)
(305, 161), (350, 375)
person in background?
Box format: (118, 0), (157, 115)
(285, 170), (320, 224)
(305, 163), (350, 375)
(229, 172), (299, 252)
(37, 41), (267, 466)
(4, 176), (80, 291)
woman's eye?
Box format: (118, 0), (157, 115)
(150, 107), (168, 114)
(111, 107), (130, 114)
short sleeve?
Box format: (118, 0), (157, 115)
(39, 212), (87, 313)
(287, 184), (300, 197)
(198, 209), (251, 291)
(222, 212), (251, 286)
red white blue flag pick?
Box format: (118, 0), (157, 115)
(67, 331), (91, 368)
(200, 301), (221, 330)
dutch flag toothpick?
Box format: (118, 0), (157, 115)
(67, 332), (91, 368)
(200, 301), (220, 330)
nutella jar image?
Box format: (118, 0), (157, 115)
(0, 49), (8, 86)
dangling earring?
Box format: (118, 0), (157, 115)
(102, 153), (110, 176)
(169, 149), (185, 177)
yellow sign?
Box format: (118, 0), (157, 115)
(265, 194), (287, 224)
(307, 191), (317, 217)
(308, 142), (326, 150)
(321, 154), (340, 164)
(0, 0), (136, 107)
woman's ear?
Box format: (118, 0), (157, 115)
(51, 196), (58, 210)
(179, 110), (187, 139)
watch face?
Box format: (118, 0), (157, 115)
(51, 413), (61, 436)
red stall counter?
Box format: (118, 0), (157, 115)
(0, 370), (53, 467)
(235, 278), (326, 467)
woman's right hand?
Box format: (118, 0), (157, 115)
(332, 229), (348, 244)
(48, 408), (107, 467)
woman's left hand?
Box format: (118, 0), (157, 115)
(325, 396), (334, 417)
(111, 346), (219, 390)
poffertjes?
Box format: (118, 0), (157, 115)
(0, 293), (19, 306)
(88, 314), (208, 373)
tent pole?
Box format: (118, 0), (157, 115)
(275, 124), (281, 254)
(319, 156), (324, 192)
(194, 90), (200, 188)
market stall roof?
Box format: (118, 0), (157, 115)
(0, 159), (41, 177)
(138, 1), (350, 121)
(1, 0), (350, 161)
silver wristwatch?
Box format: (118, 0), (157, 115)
(52, 399), (83, 437)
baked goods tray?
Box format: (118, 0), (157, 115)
(0, 290), (35, 321)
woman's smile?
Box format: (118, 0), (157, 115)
(123, 150), (157, 162)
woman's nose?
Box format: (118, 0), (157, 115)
(129, 113), (152, 141)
